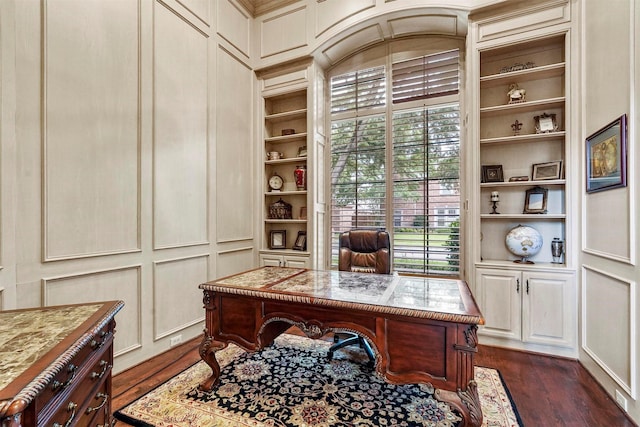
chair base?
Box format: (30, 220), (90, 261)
(327, 333), (374, 367)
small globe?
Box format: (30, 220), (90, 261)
(505, 225), (543, 263)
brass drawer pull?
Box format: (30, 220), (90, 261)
(90, 360), (109, 380)
(91, 330), (109, 349)
(52, 401), (78, 427)
(86, 392), (109, 414)
(51, 364), (77, 392)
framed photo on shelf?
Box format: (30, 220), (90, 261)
(523, 186), (548, 214)
(270, 230), (286, 249)
(481, 165), (504, 183)
(534, 113), (558, 133)
(292, 231), (307, 251)
(532, 161), (562, 180)
(586, 114), (627, 193)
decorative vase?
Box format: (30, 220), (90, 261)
(551, 238), (564, 264)
(294, 165), (306, 190)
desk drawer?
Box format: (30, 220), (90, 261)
(38, 343), (113, 427)
(35, 323), (113, 414)
(45, 377), (109, 427)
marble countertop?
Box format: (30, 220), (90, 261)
(1, 301), (124, 420)
(200, 267), (483, 324)
(0, 304), (102, 390)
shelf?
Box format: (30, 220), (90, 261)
(260, 248), (310, 256)
(476, 259), (571, 272)
(265, 108), (307, 123)
(481, 179), (565, 188)
(480, 214), (566, 219)
(266, 132), (308, 143)
(265, 156), (307, 165)
(265, 190), (307, 196)
(480, 97), (564, 117)
(480, 63), (565, 88)
(265, 219), (308, 224)
(480, 131), (565, 145)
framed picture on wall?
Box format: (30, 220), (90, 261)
(586, 114), (628, 193)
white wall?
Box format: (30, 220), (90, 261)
(0, 0), (258, 372)
(579, 0), (639, 422)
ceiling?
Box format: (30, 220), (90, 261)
(236, 0), (301, 17)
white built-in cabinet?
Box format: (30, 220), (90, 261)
(257, 61), (325, 269)
(475, 267), (575, 349)
(259, 252), (310, 268)
(468, 0), (577, 357)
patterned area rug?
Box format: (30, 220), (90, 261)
(114, 334), (522, 427)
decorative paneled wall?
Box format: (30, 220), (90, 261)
(43, 266), (142, 356)
(582, 266), (635, 397)
(4, 0), (258, 373)
(217, 0), (251, 57)
(315, 0), (375, 37)
(153, 255), (209, 340)
(153, 2), (209, 249)
(259, 6), (308, 58)
(43, 0), (140, 260)
(580, 0), (639, 420)
(215, 46), (254, 243)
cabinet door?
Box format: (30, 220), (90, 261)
(522, 271), (575, 347)
(475, 268), (521, 340)
(283, 254), (309, 268)
(260, 254), (283, 267)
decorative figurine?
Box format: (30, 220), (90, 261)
(507, 83), (526, 104)
(511, 119), (523, 135)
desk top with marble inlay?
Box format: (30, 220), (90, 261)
(0, 301), (124, 420)
(200, 267), (483, 325)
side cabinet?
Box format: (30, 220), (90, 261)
(259, 252), (309, 268)
(476, 267), (575, 350)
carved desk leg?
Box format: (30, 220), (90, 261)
(436, 324), (482, 427)
(198, 329), (227, 391)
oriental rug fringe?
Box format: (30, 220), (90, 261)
(114, 334), (522, 427)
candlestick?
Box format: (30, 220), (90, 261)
(490, 191), (500, 214)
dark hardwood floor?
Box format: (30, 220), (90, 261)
(112, 335), (637, 426)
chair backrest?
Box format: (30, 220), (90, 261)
(338, 229), (391, 274)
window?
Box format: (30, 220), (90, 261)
(330, 46), (461, 276)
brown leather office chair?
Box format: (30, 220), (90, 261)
(328, 229), (391, 364)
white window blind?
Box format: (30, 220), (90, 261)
(330, 115), (386, 240)
(329, 48), (460, 275)
(330, 66), (386, 114)
(392, 105), (460, 275)
(392, 49), (459, 104)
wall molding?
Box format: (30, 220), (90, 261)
(581, 264), (637, 398)
(216, 0), (251, 59)
(152, 254), (208, 341)
(42, 264), (143, 358)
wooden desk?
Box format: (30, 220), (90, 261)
(199, 267), (484, 427)
(0, 301), (124, 427)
